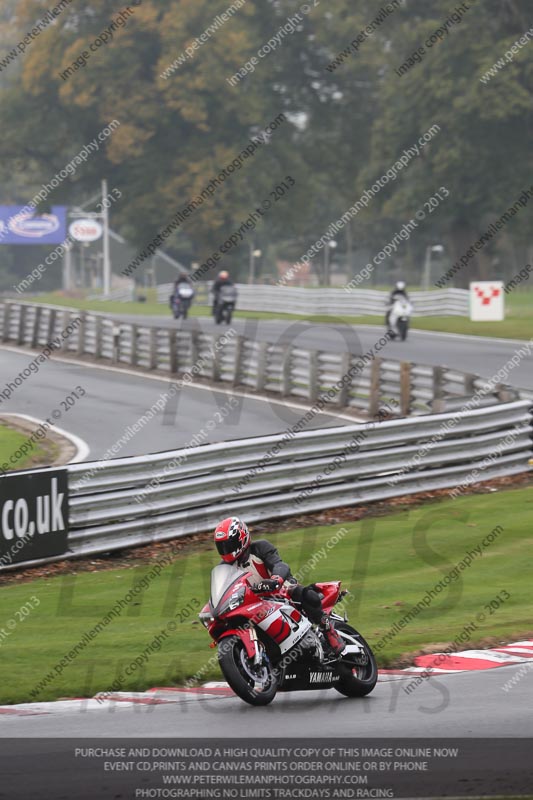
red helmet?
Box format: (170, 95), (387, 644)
(214, 516), (250, 564)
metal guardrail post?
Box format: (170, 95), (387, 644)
(281, 344), (292, 397)
(369, 357), (381, 417)
(400, 361), (411, 416)
(233, 335), (245, 387)
(112, 324), (121, 363)
(77, 312), (86, 356)
(169, 329), (177, 374)
(464, 373), (477, 394)
(31, 305), (42, 348)
(256, 341), (269, 392)
(130, 324), (138, 366)
(337, 351), (351, 407)
(496, 383), (517, 402)
(149, 328), (157, 370)
(212, 337), (223, 382)
(432, 366), (445, 412)
(190, 330), (200, 369)
(60, 310), (71, 352)
(94, 316), (103, 359)
(2, 302), (11, 342)
(309, 351), (319, 403)
(45, 308), (56, 347)
(17, 304), (27, 345)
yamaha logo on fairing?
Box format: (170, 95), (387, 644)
(309, 671), (338, 683)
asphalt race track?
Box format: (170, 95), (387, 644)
(0, 348), (352, 462)
(1, 667), (531, 737)
(0, 331), (531, 763)
(112, 314), (533, 389)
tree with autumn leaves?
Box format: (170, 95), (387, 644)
(0, 0), (532, 287)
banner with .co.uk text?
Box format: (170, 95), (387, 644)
(0, 469), (69, 567)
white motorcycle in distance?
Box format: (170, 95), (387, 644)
(388, 297), (413, 341)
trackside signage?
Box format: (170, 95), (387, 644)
(0, 469), (69, 566)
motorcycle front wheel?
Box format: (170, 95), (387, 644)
(218, 634), (277, 706)
(335, 623), (378, 697)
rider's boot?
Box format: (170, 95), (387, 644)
(320, 615), (345, 656)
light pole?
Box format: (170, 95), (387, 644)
(249, 244), (262, 284)
(101, 179), (111, 296)
(422, 244), (444, 289)
(324, 240), (337, 286)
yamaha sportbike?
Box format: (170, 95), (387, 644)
(199, 564), (377, 706)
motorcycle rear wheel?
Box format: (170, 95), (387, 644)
(218, 635), (277, 706)
(334, 623), (378, 697)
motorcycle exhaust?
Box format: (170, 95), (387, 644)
(341, 644), (364, 656)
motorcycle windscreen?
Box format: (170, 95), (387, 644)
(210, 563), (245, 608)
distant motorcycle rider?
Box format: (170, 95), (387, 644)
(170, 273), (193, 314)
(211, 270), (233, 314)
(386, 280), (409, 331)
(213, 516), (346, 656)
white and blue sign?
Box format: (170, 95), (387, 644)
(0, 205), (67, 245)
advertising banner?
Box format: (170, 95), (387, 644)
(0, 468), (69, 566)
(0, 205), (67, 245)
(69, 218), (103, 242)
(469, 281), (505, 321)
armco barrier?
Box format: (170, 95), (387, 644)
(158, 283), (469, 317)
(0, 401), (530, 571)
(0, 301), (514, 417)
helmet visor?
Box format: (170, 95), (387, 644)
(216, 538), (240, 558)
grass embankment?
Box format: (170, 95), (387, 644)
(26, 290), (533, 340)
(0, 488), (531, 704)
(0, 423), (51, 473)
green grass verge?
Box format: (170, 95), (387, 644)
(26, 290), (533, 340)
(0, 423), (50, 473)
(1, 487), (531, 704)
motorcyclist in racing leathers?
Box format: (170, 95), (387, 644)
(211, 270), (233, 315)
(170, 273), (193, 313)
(214, 516), (346, 656)
(386, 280), (409, 333)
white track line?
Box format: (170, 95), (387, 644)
(1, 412), (90, 463)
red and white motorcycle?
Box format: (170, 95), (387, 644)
(199, 564), (377, 706)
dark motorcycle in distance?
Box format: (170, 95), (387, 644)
(169, 283), (195, 320)
(199, 563), (377, 706)
(214, 285), (237, 324)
